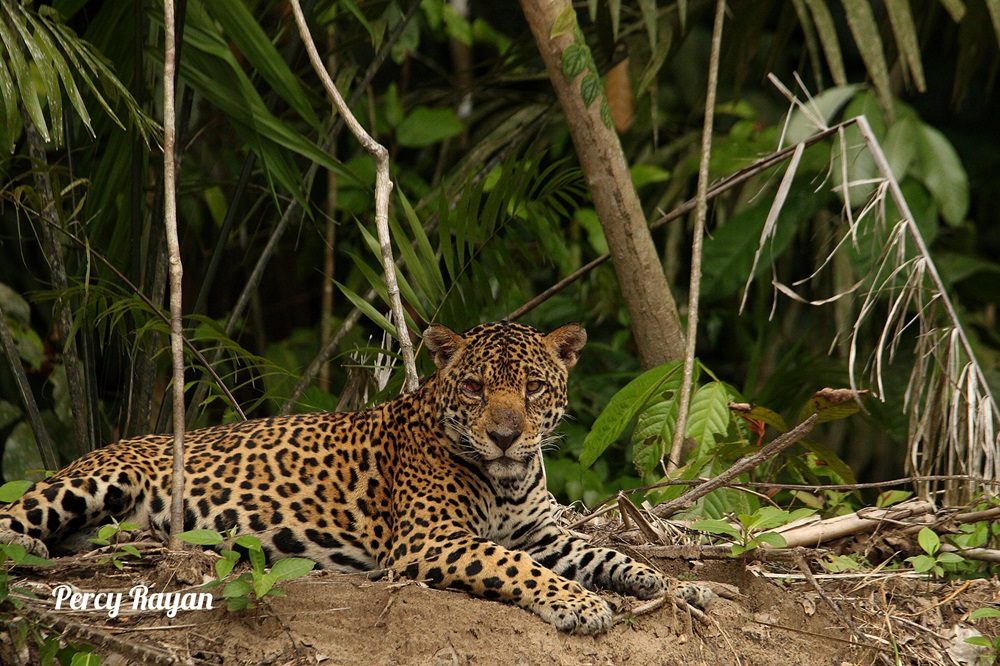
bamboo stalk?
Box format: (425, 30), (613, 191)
(289, 0), (419, 393)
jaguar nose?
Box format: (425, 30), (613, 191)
(487, 429), (522, 451)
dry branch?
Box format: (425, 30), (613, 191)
(162, 0), (186, 548)
(666, 0), (725, 473)
(289, 0), (419, 393)
(766, 499), (935, 548)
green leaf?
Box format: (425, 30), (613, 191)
(752, 532), (787, 549)
(69, 652), (100, 666)
(178, 529), (224, 546)
(883, 0), (925, 91)
(0, 480), (32, 502)
(905, 554), (937, 573)
(840, 0), (893, 115)
(580, 73), (600, 107)
(203, 0), (319, 129)
(803, 0), (847, 86)
(248, 545), (265, 573)
(911, 124), (969, 226)
(234, 535), (263, 551)
(396, 107), (463, 147)
(215, 557), (236, 579)
(336, 282), (396, 337)
(798, 439), (858, 485)
(631, 392), (681, 477)
(561, 43), (589, 79)
(269, 557), (316, 581)
(550, 6), (577, 39)
(691, 519), (741, 540)
(629, 164), (671, 189)
(223, 578), (252, 598)
(970, 607), (1000, 621)
(935, 552), (965, 564)
(796, 390), (864, 424)
(965, 636), (993, 648)
(120, 544), (142, 558)
(917, 527), (940, 556)
(638, 0), (657, 48)
(580, 361), (683, 468)
(684, 383), (731, 449)
(226, 595), (250, 611)
(786, 85), (859, 143)
(875, 490), (912, 508)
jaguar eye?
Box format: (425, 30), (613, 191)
(461, 378), (484, 396)
(526, 380), (544, 394)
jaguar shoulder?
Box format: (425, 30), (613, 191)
(0, 321), (709, 633)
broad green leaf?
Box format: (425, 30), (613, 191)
(970, 608), (1000, 621)
(684, 382), (731, 448)
(561, 43), (589, 79)
(396, 107), (463, 147)
(911, 124), (969, 226)
(69, 652), (100, 666)
(580, 361), (683, 468)
(905, 554), (937, 573)
(223, 578), (252, 598)
(178, 529), (224, 546)
(235, 535), (263, 551)
(798, 439), (858, 485)
(786, 85), (859, 143)
(917, 527), (940, 556)
(965, 636), (992, 648)
(752, 532), (787, 549)
(935, 552), (965, 564)
(248, 544), (266, 572)
(216, 557), (236, 579)
(270, 557), (316, 581)
(631, 393), (681, 476)
(0, 479), (32, 502)
(629, 164), (671, 189)
(226, 596), (250, 611)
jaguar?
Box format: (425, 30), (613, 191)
(0, 321), (706, 633)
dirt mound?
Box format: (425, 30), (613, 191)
(7, 556), (872, 666)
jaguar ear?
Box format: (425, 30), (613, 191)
(423, 324), (464, 369)
(545, 324), (587, 369)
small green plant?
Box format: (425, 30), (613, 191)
(692, 506), (815, 556)
(966, 607), (1000, 665)
(89, 519), (143, 570)
(905, 527), (966, 577)
(178, 529), (316, 611)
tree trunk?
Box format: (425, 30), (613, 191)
(519, 0), (685, 367)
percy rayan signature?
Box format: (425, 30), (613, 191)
(52, 584), (214, 618)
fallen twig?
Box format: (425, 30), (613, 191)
(769, 499), (935, 548)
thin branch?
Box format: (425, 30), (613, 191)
(666, 0), (726, 473)
(163, 0), (186, 548)
(508, 121), (852, 321)
(289, 0), (418, 393)
(652, 414), (818, 518)
(0, 303), (58, 470)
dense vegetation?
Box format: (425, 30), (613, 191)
(1, 0), (998, 516)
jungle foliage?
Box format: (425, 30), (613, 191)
(0, 0), (998, 518)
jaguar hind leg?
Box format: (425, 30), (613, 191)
(0, 447), (153, 558)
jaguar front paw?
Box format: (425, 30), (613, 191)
(535, 588), (614, 635)
(0, 527), (49, 559)
(611, 563), (669, 599)
(674, 581), (714, 611)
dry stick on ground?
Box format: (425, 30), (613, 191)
(519, 0), (685, 367)
(666, 0), (726, 474)
(289, 0), (418, 393)
(24, 122), (91, 455)
(0, 303), (58, 469)
(25, 606), (187, 666)
(652, 415), (819, 519)
(163, 0), (186, 548)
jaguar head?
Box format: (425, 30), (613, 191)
(423, 321), (586, 483)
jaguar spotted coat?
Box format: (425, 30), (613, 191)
(0, 322), (698, 633)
